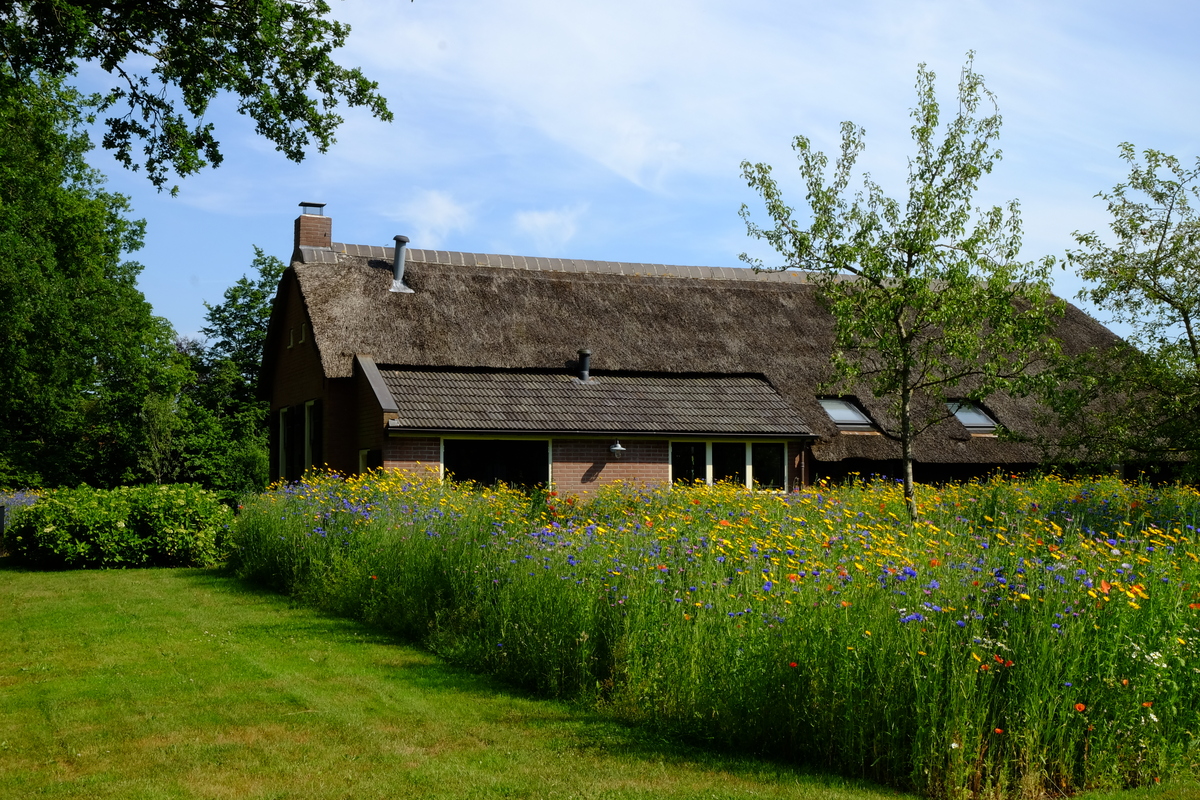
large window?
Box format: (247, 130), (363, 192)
(671, 441), (787, 489)
(443, 439), (550, 488)
(278, 399), (323, 481)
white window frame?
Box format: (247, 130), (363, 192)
(668, 440), (787, 489)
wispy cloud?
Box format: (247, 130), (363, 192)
(383, 190), (474, 248)
(513, 204), (587, 254)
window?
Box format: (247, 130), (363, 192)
(670, 441), (787, 489)
(947, 401), (997, 434)
(443, 439), (550, 489)
(671, 441), (706, 484)
(819, 398), (875, 432)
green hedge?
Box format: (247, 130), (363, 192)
(3, 485), (232, 568)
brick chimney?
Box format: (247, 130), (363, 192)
(294, 201), (331, 251)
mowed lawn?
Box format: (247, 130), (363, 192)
(0, 562), (1193, 800)
(0, 562), (910, 800)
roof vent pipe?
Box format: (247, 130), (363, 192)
(577, 349), (592, 382)
(391, 235), (413, 293)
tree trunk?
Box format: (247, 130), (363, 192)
(901, 384), (917, 521)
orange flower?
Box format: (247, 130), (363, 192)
(718, 519), (732, 527)
(1142, 701), (1153, 707)
(1074, 703), (1087, 712)
(994, 728), (1004, 734)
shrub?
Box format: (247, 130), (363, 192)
(4, 484), (231, 568)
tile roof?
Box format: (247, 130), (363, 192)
(378, 369), (813, 435)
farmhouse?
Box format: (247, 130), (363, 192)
(260, 203), (1119, 493)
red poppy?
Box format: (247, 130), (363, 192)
(1142, 701), (1153, 707)
(1075, 703), (1087, 712)
(994, 728), (1004, 734)
(789, 662), (798, 668)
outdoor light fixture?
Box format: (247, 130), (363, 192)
(609, 440), (626, 459)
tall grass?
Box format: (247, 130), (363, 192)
(228, 470), (1200, 798)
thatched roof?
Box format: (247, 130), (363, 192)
(265, 243), (1122, 464)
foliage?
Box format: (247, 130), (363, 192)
(1048, 145), (1200, 474)
(4, 483), (230, 568)
(231, 470), (1200, 799)
(0, 73), (186, 488)
(164, 247), (284, 500)
(739, 55), (1061, 519)
(201, 246), (287, 391)
(0, 1), (393, 190)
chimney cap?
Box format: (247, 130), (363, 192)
(298, 201), (326, 215)
(394, 235), (410, 244)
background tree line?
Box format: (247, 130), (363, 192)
(1, 0), (388, 500)
(0, 76), (282, 499)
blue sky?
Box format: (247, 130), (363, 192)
(72, 0), (1200, 340)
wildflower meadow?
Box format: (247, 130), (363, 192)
(228, 470), (1200, 799)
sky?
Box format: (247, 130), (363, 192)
(71, 0), (1200, 340)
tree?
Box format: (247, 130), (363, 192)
(0, 74), (185, 487)
(168, 247), (284, 499)
(739, 56), (1060, 518)
(1, 1), (393, 190)
(201, 246), (286, 391)
(1049, 145), (1200, 474)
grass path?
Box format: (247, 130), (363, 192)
(0, 562), (1194, 800)
(0, 562), (912, 800)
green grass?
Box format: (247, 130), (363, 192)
(0, 560), (919, 800)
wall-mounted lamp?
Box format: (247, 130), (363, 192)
(609, 440), (626, 460)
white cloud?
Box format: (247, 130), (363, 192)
(383, 190), (474, 248)
(513, 204), (587, 254)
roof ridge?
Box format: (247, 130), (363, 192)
(303, 242), (819, 284)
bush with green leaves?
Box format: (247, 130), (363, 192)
(3, 484), (231, 568)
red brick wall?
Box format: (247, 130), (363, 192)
(266, 278), (326, 479)
(551, 439), (669, 495)
(355, 363), (385, 456)
(294, 214), (331, 248)
(322, 379), (356, 474)
(384, 437), (442, 474)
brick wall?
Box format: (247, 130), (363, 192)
(294, 213), (331, 248)
(384, 437), (442, 474)
(551, 439), (670, 495)
(355, 363), (385, 455)
(266, 278), (326, 479)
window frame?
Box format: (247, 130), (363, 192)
(668, 439), (788, 489)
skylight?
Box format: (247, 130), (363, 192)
(947, 401), (997, 434)
(819, 398), (874, 432)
